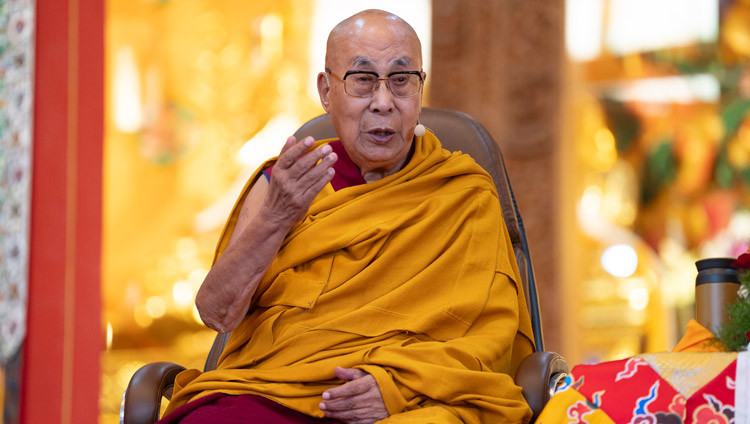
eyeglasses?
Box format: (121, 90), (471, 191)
(326, 69), (424, 98)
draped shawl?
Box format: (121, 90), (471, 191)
(165, 131), (535, 423)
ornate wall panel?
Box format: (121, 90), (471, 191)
(0, 0), (35, 421)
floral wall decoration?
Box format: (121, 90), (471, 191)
(0, 0), (35, 421)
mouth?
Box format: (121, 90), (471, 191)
(366, 128), (396, 143)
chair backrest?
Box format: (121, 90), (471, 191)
(204, 107), (544, 372)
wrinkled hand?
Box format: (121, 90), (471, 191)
(262, 136), (337, 227)
(319, 367), (389, 424)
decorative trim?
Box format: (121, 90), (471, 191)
(61, 0), (79, 420)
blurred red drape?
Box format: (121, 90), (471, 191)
(23, 0), (103, 422)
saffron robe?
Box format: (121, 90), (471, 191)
(164, 131), (535, 423)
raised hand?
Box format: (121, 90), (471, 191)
(195, 136), (337, 333)
(319, 367), (389, 424)
(261, 136), (338, 228)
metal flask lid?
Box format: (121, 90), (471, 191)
(695, 258), (740, 285)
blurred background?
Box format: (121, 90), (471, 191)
(2, 0), (750, 422)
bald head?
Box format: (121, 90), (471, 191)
(325, 9), (422, 71)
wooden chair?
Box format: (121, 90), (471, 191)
(121, 107), (568, 424)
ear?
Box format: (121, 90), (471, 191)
(317, 72), (331, 112)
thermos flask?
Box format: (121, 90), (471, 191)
(695, 258), (740, 334)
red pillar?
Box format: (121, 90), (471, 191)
(23, 0), (103, 422)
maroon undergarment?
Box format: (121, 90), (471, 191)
(157, 393), (342, 424)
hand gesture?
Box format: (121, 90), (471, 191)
(319, 367), (389, 424)
(261, 136), (337, 227)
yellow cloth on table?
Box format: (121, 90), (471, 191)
(671, 319), (726, 353)
(536, 386), (615, 424)
(639, 352), (737, 397)
(164, 131), (535, 423)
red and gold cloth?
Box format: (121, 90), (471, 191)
(537, 353), (741, 423)
(537, 323), (748, 424)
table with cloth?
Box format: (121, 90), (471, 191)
(537, 320), (749, 423)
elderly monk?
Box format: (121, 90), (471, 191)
(159, 9), (534, 424)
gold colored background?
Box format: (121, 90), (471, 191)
(102, 0), (323, 420)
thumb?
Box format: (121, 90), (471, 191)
(334, 366), (367, 381)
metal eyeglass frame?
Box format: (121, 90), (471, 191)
(325, 69), (424, 98)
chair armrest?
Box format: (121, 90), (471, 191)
(120, 362), (186, 424)
(515, 351), (569, 423)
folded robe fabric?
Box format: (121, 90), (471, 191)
(164, 131), (535, 423)
(672, 319), (726, 353)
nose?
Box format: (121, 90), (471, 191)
(369, 79), (395, 114)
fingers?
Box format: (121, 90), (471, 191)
(322, 405), (385, 424)
(298, 150), (337, 195)
(323, 374), (372, 400)
(319, 371), (389, 423)
(334, 366), (367, 381)
(321, 396), (381, 412)
(278, 135), (299, 157)
(277, 136), (309, 166)
(320, 392), (388, 423)
(300, 169), (335, 203)
(276, 137), (338, 188)
(261, 135), (338, 226)
(297, 145), (334, 178)
(320, 396), (386, 421)
(276, 136), (316, 172)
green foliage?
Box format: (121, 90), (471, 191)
(714, 100), (750, 188)
(720, 100), (750, 143)
(742, 168), (750, 185)
(717, 270), (750, 351)
(640, 140), (677, 204)
(602, 99), (641, 153)
(715, 155), (734, 188)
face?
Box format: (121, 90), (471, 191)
(317, 17), (425, 177)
